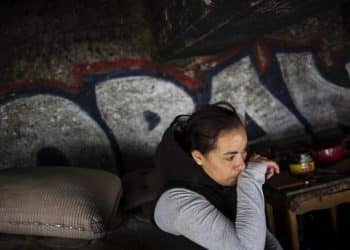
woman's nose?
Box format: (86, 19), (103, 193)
(236, 153), (246, 166)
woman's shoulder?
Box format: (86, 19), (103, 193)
(154, 188), (213, 233)
(156, 187), (210, 210)
(154, 188), (211, 226)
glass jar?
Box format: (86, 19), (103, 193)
(289, 151), (315, 175)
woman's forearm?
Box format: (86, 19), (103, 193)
(235, 162), (267, 250)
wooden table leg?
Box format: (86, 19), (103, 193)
(287, 209), (299, 250)
(330, 206), (337, 233)
(266, 203), (276, 235)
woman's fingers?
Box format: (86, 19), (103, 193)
(266, 169), (274, 179)
(250, 154), (280, 179)
(265, 160), (280, 179)
(266, 167), (276, 179)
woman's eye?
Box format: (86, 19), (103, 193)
(226, 151), (247, 161)
(226, 156), (235, 161)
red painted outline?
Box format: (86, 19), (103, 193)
(74, 58), (205, 91)
(196, 43), (244, 66)
(0, 58), (207, 97)
(252, 39), (272, 73)
(0, 79), (81, 96)
(1, 38), (349, 97)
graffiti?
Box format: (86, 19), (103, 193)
(277, 52), (350, 131)
(0, 95), (116, 171)
(0, 39), (349, 172)
(95, 75), (194, 171)
(210, 55), (305, 141)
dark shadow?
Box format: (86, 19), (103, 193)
(37, 146), (71, 166)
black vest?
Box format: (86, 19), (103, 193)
(152, 118), (237, 250)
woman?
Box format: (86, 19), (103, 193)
(152, 102), (283, 250)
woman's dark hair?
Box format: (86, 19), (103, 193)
(178, 102), (244, 155)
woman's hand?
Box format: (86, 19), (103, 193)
(250, 154), (280, 179)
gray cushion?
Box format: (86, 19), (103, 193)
(0, 167), (122, 239)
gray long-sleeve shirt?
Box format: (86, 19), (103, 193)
(154, 162), (283, 250)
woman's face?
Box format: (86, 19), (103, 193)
(191, 126), (248, 186)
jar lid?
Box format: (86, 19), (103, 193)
(291, 151), (313, 164)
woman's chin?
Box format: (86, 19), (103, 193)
(225, 175), (239, 186)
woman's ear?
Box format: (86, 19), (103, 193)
(191, 150), (204, 166)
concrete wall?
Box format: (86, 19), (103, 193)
(1, 2), (349, 173)
(1, 38), (349, 173)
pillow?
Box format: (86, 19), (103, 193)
(0, 167), (122, 240)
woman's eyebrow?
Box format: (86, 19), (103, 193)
(224, 147), (247, 155)
(224, 151), (238, 155)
